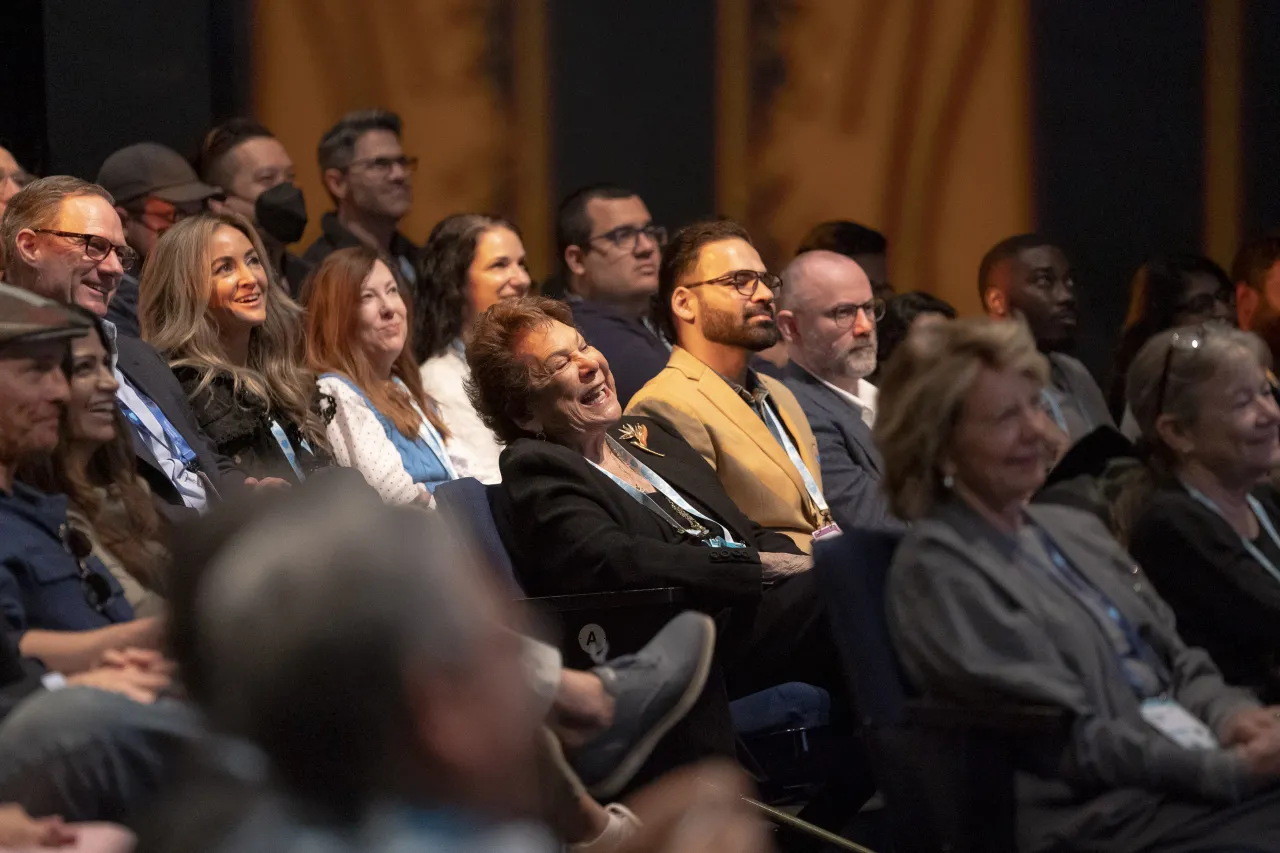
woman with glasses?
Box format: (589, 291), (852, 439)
(139, 212), (332, 485)
(1122, 325), (1280, 702)
(1, 315), (163, 675)
(305, 246), (456, 505)
(413, 214), (532, 484)
(1108, 255), (1237, 431)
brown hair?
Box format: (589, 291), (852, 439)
(1, 176), (115, 279)
(874, 318), (1049, 520)
(303, 246), (446, 438)
(139, 211), (326, 447)
(16, 309), (167, 593)
(465, 296), (576, 444)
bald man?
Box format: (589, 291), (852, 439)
(777, 250), (902, 531)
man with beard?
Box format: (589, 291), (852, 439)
(627, 220), (830, 553)
(777, 251), (902, 532)
(979, 234), (1113, 445)
(1233, 235), (1280, 367)
(303, 109), (420, 288)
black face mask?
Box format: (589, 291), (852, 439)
(255, 182), (308, 245)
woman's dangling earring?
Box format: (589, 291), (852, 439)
(942, 469), (955, 490)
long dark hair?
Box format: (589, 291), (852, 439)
(1108, 254), (1234, 419)
(412, 213), (520, 363)
(16, 308), (168, 593)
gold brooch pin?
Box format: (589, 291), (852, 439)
(619, 423), (664, 456)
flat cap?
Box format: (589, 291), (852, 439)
(0, 282), (91, 349)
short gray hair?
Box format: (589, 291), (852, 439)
(317, 108), (403, 173)
(1, 176), (114, 280)
(197, 485), (487, 814)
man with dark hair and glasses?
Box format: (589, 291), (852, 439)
(95, 142), (223, 337)
(2, 176), (250, 522)
(303, 108), (420, 286)
(552, 184), (671, 408)
(776, 250), (903, 532)
(628, 219), (831, 553)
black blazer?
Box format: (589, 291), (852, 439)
(782, 363), (902, 532)
(492, 416), (800, 606)
(115, 335), (244, 517)
(173, 367), (334, 485)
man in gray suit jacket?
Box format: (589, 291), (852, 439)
(777, 251), (903, 532)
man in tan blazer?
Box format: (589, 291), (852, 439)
(626, 219), (830, 553)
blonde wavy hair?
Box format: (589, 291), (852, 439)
(138, 211), (326, 446)
(874, 318), (1049, 520)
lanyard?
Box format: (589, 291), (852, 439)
(1040, 389), (1069, 435)
(268, 419), (312, 482)
(117, 393), (199, 471)
(1182, 483), (1280, 585)
(449, 338), (467, 360)
(1031, 526), (1169, 698)
(756, 395), (831, 525)
(399, 379), (458, 481)
(591, 436), (743, 547)
(640, 317), (673, 353)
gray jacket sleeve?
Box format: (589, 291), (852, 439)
(887, 530), (1254, 803)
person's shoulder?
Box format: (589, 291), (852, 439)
(498, 437), (592, 484)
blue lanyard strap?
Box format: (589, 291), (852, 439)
(755, 395), (831, 525)
(398, 379), (458, 481)
(1182, 483), (1280, 585)
(1032, 527), (1169, 698)
(117, 393), (199, 471)
(1040, 389), (1069, 435)
(592, 436), (743, 547)
(268, 419), (311, 482)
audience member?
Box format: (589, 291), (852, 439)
(628, 220), (831, 553)
(1122, 325), (1280, 701)
(796, 219), (893, 300)
(305, 246), (456, 502)
(878, 317), (1280, 853)
(1109, 254), (1236, 431)
(16, 308), (167, 616)
(1233, 234), (1280, 368)
(2, 176), (247, 520)
(0, 146), (30, 218)
(871, 290), (957, 383)
(196, 118), (313, 295)
(979, 233), (1114, 444)
(302, 109), (419, 286)
(556, 186), (670, 409)
(414, 213), (531, 483)
(776, 250), (901, 532)
(140, 212), (330, 484)
(96, 143), (222, 337)
(469, 297), (857, 769)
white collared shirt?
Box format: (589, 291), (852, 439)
(816, 374), (878, 427)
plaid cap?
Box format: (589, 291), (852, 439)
(0, 282), (91, 349)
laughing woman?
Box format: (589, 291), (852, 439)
(139, 211), (331, 484)
(304, 246), (458, 505)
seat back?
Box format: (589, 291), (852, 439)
(432, 477), (524, 596)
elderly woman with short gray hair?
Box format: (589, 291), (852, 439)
(877, 317), (1280, 853)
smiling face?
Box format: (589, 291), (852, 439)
(356, 260), (409, 374)
(19, 194), (127, 317)
(947, 365), (1057, 513)
(467, 227), (531, 320)
(0, 340), (71, 462)
(516, 319), (621, 444)
(66, 331), (120, 446)
(207, 225), (269, 336)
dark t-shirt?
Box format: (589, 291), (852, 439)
(1129, 482), (1280, 700)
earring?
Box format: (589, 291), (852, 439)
(536, 430), (546, 441)
(942, 472), (955, 489)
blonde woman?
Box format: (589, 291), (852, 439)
(139, 211), (331, 484)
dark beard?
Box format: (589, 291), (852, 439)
(700, 302), (781, 351)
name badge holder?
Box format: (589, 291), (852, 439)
(757, 396), (841, 538)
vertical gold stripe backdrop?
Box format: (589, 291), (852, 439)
(1203, 0), (1243, 270)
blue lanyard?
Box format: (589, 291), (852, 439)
(756, 394), (831, 525)
(1182, 483), (1280, 585)
(591, 437), (744, 547)
(117, 393), (199, 471)
(399, 379), (458, 481)
(449, 338), (467, 360)
(1031, 526), (1169, 698)
(268, 419), (312, 481)
(1040, 389), (1069, 435)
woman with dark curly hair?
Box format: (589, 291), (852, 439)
(414, 213), (531, 483)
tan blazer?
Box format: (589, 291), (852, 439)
(626, 347), (824, 552)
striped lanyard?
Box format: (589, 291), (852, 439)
(267, 419), (312, 481)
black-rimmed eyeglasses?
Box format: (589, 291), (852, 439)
(34, 229), (138, 273)
(346, 156), (418, 175)
(826, 298), (886, 329)
(588, 224), (668, 253)
(684, 270), (782, 298)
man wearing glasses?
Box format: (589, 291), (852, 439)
(776, 250), (903, 532)
(627, 219), (830, 554)
(303, 108), (420, 286)
(555, 185), (670, 408)
(96, 142), (223, 338)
